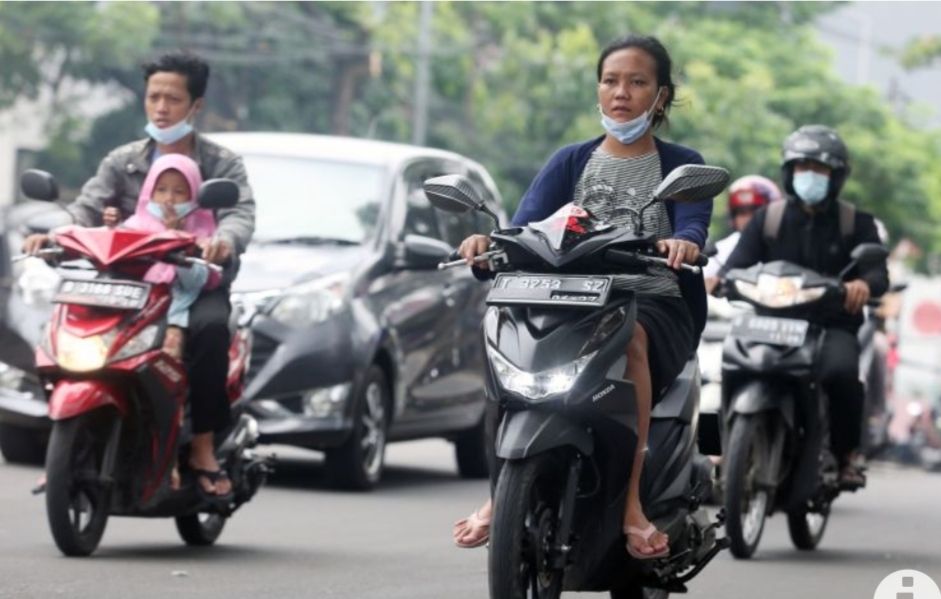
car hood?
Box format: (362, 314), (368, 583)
(232, 242), (367, 293)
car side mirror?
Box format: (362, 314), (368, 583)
(198, 179), (240, 210)
(652, 164), (731, 203)
(20, 169), (59, 202)
(401, 234), (453, 270)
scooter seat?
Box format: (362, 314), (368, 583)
(651, 359), (699, 423)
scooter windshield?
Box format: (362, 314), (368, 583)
(528, 202), (613, 252)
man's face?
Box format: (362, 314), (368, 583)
(731, 207), (757, 232)
(144, 71), (200, 128)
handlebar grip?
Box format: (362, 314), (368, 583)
(694, 254), (709, 267)
(448, 250), (460, 262)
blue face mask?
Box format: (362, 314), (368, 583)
(147, 201), (195, 220)
(792, 171), (830, 205)
(145, 109), (195, 145)
(599, 89), (662, 145)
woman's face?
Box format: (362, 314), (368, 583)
(152, 169), (191, 206)
(597, 47), (664, 123)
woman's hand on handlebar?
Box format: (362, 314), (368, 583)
(458, 234), (492, 269)
(22, 233), (51, 255)
(655, 238), (701, 270)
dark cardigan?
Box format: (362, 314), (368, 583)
(509, 135), (714, 336)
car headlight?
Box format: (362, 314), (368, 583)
(56, 329), (109, 372)
(486, 345), (597, 401)
(267, 273), (349, 328)
(14, 257), (61, 306)
(734, 274), (825, 308)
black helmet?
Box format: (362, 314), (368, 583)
(780, 124), (851, 201)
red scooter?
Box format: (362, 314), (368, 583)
(19, 170), (269, 557)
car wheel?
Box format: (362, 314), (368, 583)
(0, 422), (47, 465)
(454, 416), (490, 479)
(325, 366), (389, 491)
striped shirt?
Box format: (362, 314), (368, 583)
(573, 148), (680, 297)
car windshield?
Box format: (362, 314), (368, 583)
(240, 154), (387, 244)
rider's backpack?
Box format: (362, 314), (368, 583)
(762, 199), (856, 245)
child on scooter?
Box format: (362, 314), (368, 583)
(120, 154), (220, 361)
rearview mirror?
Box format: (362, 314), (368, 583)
(422, 175), (481, 214)
(850, 243), (888, 266)
(653, 164), (730, 203)
(20, 170), (59, 202)
(198, 178), (239, 210)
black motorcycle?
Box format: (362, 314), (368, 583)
(425, 164), (729, 599)
(720, 244), (887, 559)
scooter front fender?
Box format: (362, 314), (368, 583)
(727, 379), (795, 430)
(496, 410), (593, 460)
(48, 380), (127, 421)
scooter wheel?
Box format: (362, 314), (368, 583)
(175, 513), (226, 546)
(489, 452), (565, 599)
(45, 410), (114, 557)
(723, 414), (771, 559)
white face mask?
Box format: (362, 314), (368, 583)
(792, 170), (830, 205)
(599, 88), (662, 145)
(145, 106), (196, 145)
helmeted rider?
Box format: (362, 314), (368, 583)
(703, 175), (782, 294)
(720, 124), (889, 488)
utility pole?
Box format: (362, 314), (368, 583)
(412, 1), (433, 146)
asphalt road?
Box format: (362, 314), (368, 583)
(2, 440), (940, 599)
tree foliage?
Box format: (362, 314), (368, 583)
(5, 1), (941, 261)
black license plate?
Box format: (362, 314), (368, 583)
(53, 279), (151, 310)
(731, 315), (809, 347)
(487, 274), (612, 308)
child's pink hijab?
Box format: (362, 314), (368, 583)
(125, 154), (218, 286)
(124, 153), (216, 238)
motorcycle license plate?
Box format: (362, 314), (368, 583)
(53, 278), (151, 310)
(731, 315), (809, 347)
(487, 274), (612, 308)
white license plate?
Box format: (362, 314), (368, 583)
(53, 279), (151, 310)
(488, 274), (612, 308)
(731, 315), (809, 347)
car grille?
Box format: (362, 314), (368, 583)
(247, 331), (279, 383)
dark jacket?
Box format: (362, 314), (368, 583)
(721, 197), (889, 331)
(508, 135), (714, 336)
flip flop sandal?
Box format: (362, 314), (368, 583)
(625, 524), (670, 560)
(191, 468), (235, 503)
(454, 509), (490, 548)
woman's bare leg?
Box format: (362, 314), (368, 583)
(623, 324), (669, 555)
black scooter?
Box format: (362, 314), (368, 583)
(425, 164), (729, 599)
(720, 243), (887, 559)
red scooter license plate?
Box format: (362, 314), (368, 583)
(53, 278), (151, 310)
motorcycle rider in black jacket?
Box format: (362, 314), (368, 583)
(720, 124), (889, 488)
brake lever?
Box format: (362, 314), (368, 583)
(438, 250), (501, 271)
(12, 248), (64, 263)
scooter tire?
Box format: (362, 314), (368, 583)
(610, 588), (669, 599)
(176, 513), (226, 546)
(45, 412), (113, 557)
(724, 413), (770, 559)
(786, 506), (829, 551)
(489, 452), (564, 599)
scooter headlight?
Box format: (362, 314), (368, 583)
(735, 275), (825, 308)
(111, 325), (160, 363)
(56, 329), (109, 372)
(486, 345), (597, 401)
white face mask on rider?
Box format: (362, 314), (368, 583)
(598, 88), (662, 146)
